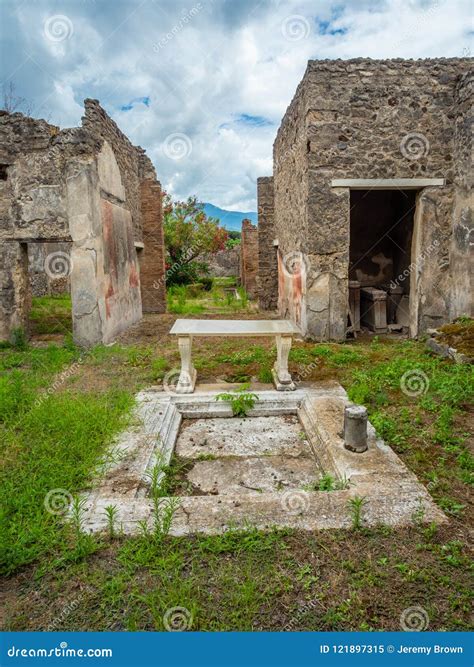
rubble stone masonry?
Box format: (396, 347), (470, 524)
(240, 218), (258, 298)
(257, 177), (278, 310)
(269, 58), (472, 339)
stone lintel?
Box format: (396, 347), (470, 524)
(330, 178), (445, 189)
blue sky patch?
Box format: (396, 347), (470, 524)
(120, 96), (150, 112)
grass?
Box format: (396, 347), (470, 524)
(29, 294), (72, 334)
(1, 304), (473, 632)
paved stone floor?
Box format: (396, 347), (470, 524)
(175, 415), (321, 496)
(81, 384), (447, 535)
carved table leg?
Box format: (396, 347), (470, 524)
(176, 335), (197, 393)
(272, 334), (296, 391)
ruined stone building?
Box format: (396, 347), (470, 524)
(0, 99), (166, 346)
(258, 58), (473, 340)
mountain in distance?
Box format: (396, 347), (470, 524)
(203, 203), (257, 232)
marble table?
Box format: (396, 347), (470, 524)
(169, 319), (300, 393)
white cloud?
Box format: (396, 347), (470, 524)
(2, 0), (472, 210)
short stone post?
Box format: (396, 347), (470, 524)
(344, 405), (368, 453)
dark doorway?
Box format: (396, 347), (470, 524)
(349, 189), (417, 331)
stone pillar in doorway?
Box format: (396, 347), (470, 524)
(240, 218), (258, 299)
(139, 179), (166, 313)
(0, 241), (30, 342)
(257, 177), (278, 310)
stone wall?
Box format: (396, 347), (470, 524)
(0, 101), (164, 345)
(257, 177), (278, 310)
(450, 70), (473, 320)
(82, 99), (156, 242)
(240, 218), (258, 298)
(269, 58), (472, 339)
(202, 246), (241, 278)
(139, 179), (166, 312)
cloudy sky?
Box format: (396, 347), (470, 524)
(1, 0), (472, 211)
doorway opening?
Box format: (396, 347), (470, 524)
(348, 189), (417, 334)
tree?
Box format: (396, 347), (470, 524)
(163, 194), (228, 285)
(2, 82), (33, 115)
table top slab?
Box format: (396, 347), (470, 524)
(169, 319), (300, 336)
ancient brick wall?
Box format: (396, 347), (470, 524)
(257, 177), (278, 310)
(240, 219), (258, 298)
(83, 99), (156, 242)
(139, 179), (166, 312)
(271, 57), (472, 339)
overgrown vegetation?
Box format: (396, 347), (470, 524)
(216, 384), (259, 417)
(1, 303), (473, 631)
